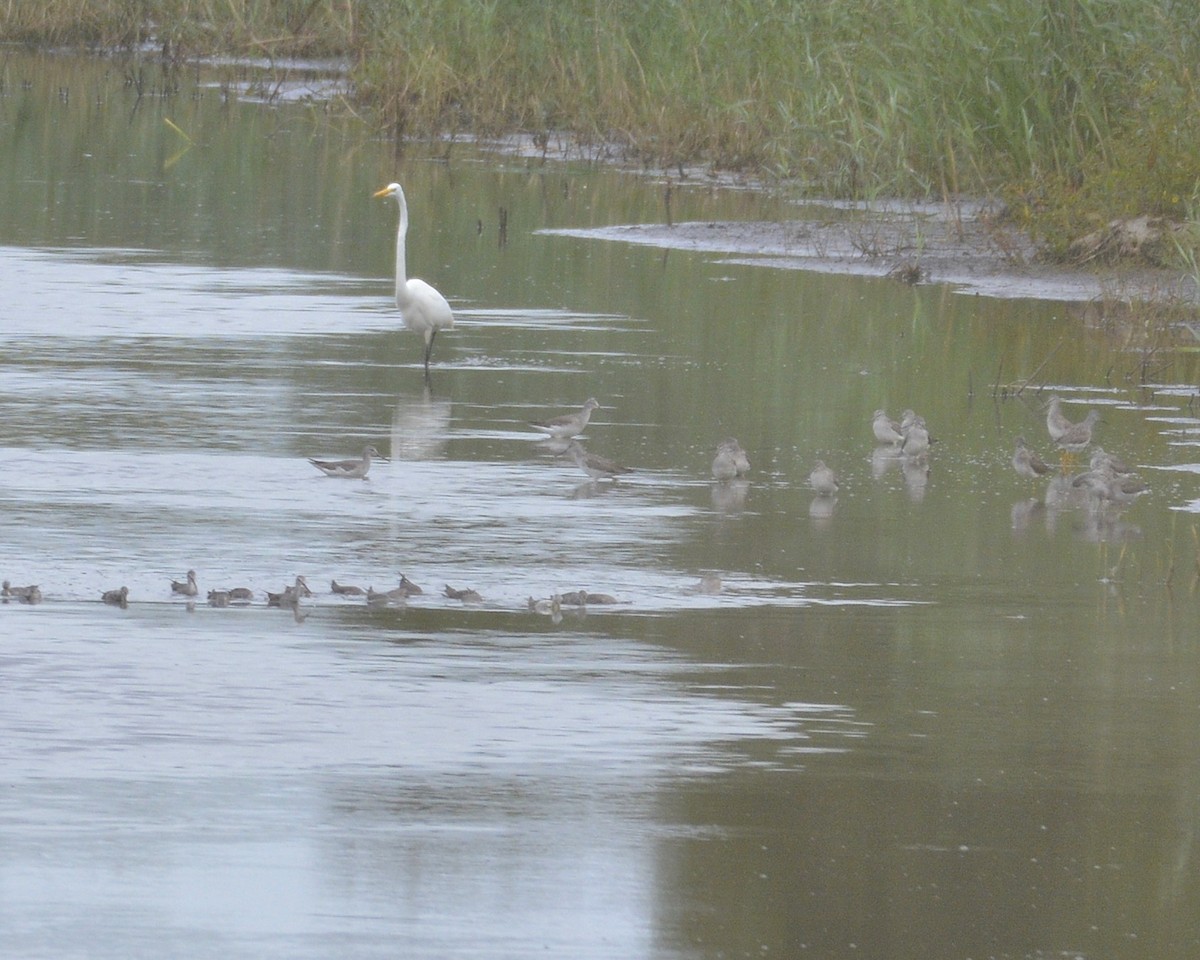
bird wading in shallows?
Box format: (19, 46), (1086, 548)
(374, 182), (454, 380)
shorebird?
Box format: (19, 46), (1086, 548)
(566, 440), (633, 481)
(374, 182), (455, 380)
(102, 586), (129, 607)
(1089, 447), (1133, 475)
(266, 575), (312, 607)
(712, 438), (750, 479)
(530, 398), (600, 439)
(308, 445), (384, 480)
(396, 574), (423, 596)
(687, 575), (723, 595)
(1012, 436), (1052, 480)
(366, 584), (407, 606)
(1054, 409), (1100, 462)
(367, 575), (422, 605)
(900, 416), (931, 458)
(1072, 465), (1149, 507)
(1044, 395), (1072, 443)
(331, 579), (366, 596)
(872, 410), (904, 446)
(170, 570), (198, 597)
(444, 584), (483, 603)
(559, 589), (618, 605)
(206, 590), (230, 607)
(528, 595), (563, 619)
(809, 460), (840, 496)
(3, 580), (40, 602)
(227, 587), (254, 602)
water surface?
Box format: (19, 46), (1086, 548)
(3, 50), (1200, 960)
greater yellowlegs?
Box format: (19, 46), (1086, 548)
(309, 445), (384, 479)
(171, 570), (198, 597)
(530, 398), (600, 439)
(1012, 436), (1052, 480)
(900, 416), (931, 457)
(1089, 447), (1133, 475)
(872, 410), (904, 446)
(809, 460), (840, 496)
(1054, 409), (1100, 462)
(1044, 395), (1072, 443)
(566, 440), (633, 481)
(374, 182), (455, 380)
(712, 437), (750, 479)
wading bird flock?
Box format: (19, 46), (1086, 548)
(2, 184), (1153, 614)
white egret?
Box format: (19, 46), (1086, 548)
(373, 182), (454, 378)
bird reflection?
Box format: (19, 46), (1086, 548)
(711, 478), (750, 513)
(391, 386), (452, 460)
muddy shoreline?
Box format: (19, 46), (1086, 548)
(541, 199), (1197, 306)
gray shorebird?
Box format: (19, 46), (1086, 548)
(566, 440), (633, 481)
(308, 445), (384, 480)
(900, 416), (931, 458)
(374, 182), (455, 380)
(3, 580), (41, 602)
(1073, 465), (1149, 507)
(1054, 409), (1100, 461)
(872, 409), (904, 446)
(170, 570), (198, 597)
(331, 579), (366, 596)
(227, 587), (254, 602)
(1012, 436), (1052, 480)
(102, 586), (129, 607)
(266, 575), (312, 608)
(1045, 395), (1072, 443)
(809, 460), (839, 496)
(712, 438), (750, 479)
(444, 584), (483, 602)
(1089, 447), (1133, 475)
(206, 589), (230, 607)
(530, 398), (600, 439)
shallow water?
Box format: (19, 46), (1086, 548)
(3, 50), (1200, 959)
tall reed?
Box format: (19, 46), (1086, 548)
(5, 0), (1200, 220)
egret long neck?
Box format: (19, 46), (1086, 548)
(393, 192), (410, 305)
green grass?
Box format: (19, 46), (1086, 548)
(5, 0), (1200, 261)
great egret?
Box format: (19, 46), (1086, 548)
(373, 182), (454, 378)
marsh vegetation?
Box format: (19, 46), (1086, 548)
(5, 0), (1200, 263)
